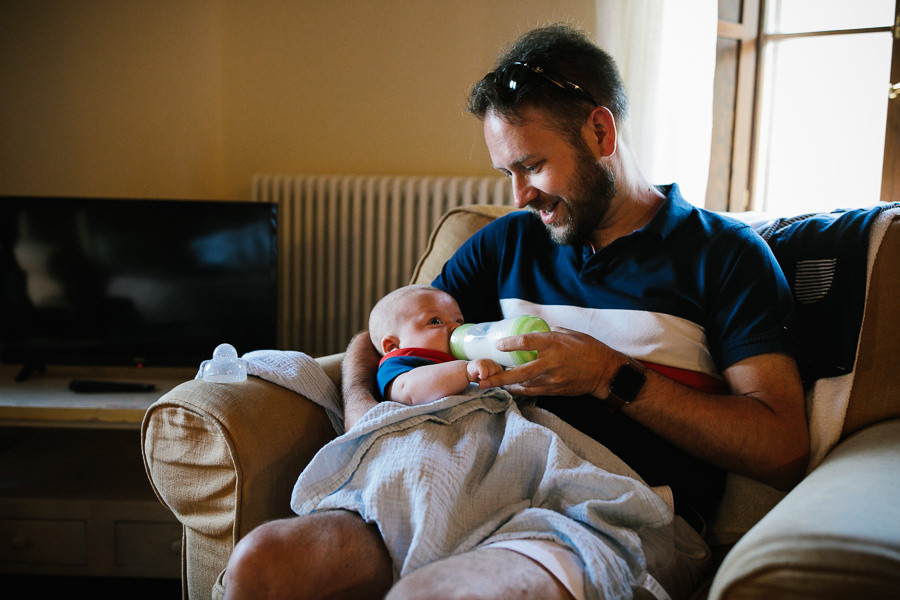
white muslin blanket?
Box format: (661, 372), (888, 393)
(290, 386), (675, 600)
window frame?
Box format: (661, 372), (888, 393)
(709, 0), (898, 212)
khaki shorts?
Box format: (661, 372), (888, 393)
(484, 515), (710, 600)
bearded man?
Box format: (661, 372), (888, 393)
(222, 24), (809, 600)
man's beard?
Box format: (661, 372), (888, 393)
(536, 144), (617, 246)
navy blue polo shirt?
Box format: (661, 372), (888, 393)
(433, 184), (793, 380)
(432, 184), (795, 520)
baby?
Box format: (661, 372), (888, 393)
(368, 285), (503, 405)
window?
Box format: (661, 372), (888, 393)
(708, 0), (897, 214)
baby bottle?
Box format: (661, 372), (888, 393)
(450, 316), (549, 367)
(199, 343), (248, 383)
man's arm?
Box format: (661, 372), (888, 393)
(480, 328), (809, 490)
(341, 332), (382, 431)
(627, 351), (808, 490)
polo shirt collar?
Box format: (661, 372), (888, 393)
(640, 183), (693, 240)
(580, 183), (693, 259)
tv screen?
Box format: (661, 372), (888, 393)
(0, 196), (278, 371)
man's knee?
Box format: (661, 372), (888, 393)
(386, 548), (573, 600)
(225, 519), (299, 596)
(229, 521), (283, 568)
(224, 511), (393, 600)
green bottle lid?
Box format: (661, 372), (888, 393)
(506, 316), (550, 365)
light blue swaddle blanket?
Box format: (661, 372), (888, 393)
(291, 387), (675, 600)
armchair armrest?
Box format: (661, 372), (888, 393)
(141, 355), (340, 599)
(709, 418), (900, 600)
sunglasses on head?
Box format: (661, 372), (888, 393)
(493, 61), (601, 108)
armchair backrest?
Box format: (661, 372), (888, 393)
(411, 205), (514, 285)
(843, 210), (900, 435)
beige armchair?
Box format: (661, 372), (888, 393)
(142, 204), (900, 599)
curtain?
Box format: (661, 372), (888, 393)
(595, 0), (717, 206)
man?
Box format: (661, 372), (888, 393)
(223, 24), (809, 600)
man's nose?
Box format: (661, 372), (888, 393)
(512, 175), (537, 208)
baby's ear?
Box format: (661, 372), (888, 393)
(381, 336), (400, 354)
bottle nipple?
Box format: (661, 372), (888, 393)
(200, 343), (248, 383)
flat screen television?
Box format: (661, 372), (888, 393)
(1, 196), (278, 376)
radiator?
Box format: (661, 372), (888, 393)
(252, 174), (513, 357)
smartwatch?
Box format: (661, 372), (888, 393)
(606, 358), (647, 409)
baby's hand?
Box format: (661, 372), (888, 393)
(467, 358), (504, 382)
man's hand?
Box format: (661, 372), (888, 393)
(477, 327), (622, 398)
(476, 326), (809, 489)
(341, 332), (381, 431)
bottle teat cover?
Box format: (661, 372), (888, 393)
(200, 343), (248, 383)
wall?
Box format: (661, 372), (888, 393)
(0, 1), (596, 200)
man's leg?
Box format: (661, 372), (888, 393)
(223, 509), (393, 600)
(385, 548), (575, 600)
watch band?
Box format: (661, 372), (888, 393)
(606, 358), (647, 409)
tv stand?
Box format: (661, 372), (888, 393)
(0, 363), (194, 579)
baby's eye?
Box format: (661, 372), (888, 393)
(428, 317), (443, 325)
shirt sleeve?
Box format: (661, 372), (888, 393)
(376, 356), (433, 401)
(431, 218), (506, 324)
(705, 224), (796, 370)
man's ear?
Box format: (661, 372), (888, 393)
(381, 336), (400, 354)
(586, 105), (618, 158)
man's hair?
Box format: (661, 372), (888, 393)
(467, 24), (629, 141)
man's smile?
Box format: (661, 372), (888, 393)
(535, 198), (563, 225)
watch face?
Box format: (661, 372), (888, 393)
(609, 361), (647, 405)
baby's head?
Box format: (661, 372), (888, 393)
(368, 285), (464, 356)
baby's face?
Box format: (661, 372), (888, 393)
(395, 290), (464, 354)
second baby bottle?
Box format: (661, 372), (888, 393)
(450, 316), (549, 367)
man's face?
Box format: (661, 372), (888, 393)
(484, 106), (616, 246)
